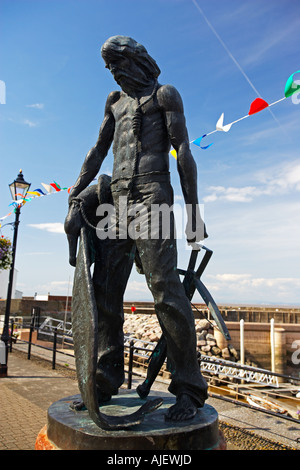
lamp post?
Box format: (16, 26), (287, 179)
(0, 170), (30, 377)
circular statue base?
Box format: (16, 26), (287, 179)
(35, 390), (226, 450)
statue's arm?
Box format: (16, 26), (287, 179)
(64, 92), (118, 266)
(158, 85), (207, 242)
(68, 91), (118, 202)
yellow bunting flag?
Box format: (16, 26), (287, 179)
(170, 149), (177, 159)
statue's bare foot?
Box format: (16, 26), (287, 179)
(165, 394), (198, 421)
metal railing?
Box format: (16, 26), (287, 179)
(20, 323), (75, 370)
(7, 317), (300, 383)
(200, 355), (280, 386)
(6, 319), (150, 384)
(6, 317), (300, 404)
(37, 316), (73, 346)
(5, 321), (300, 430)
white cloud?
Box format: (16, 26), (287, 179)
(203, 273), (300, 304)
(23, 119), (38, 127)
(50, 280), (71, 287)
(256, 160), (300, 194)
(126, 280), (148, 293)
(204, 160), (300, 203)
(212, 273), (252, 282)
(124, 279), (150, 301)
(208, 273), (300, 287)
(204, 185), (257, 203)
(28, 223), (65, 233)
(26, 103), (44, 109)
(34, 279), (73, 296)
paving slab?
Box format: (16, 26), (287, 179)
(1, 346), (299, 451)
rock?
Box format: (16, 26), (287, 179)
(195, 319), (211, 332)
(196, 331), (207, 341)
(149, 332), (160, 342)
(228, 345), (239, 360)
(211, 346), (222, 356)
(222, 347), (231, 360)
(206, 333), (215, 341)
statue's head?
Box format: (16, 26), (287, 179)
(101, 36), (160, 93)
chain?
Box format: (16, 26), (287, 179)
(71, 197), (126, 235)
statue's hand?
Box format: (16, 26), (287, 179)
(64, 201), (83, 267)
(185, 219), (208, 244)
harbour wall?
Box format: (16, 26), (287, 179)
(1, 299), (300, 376)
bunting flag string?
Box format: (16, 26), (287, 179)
(0, 180), (75, 226)
(0, 177), (101, 225)
(1, 72), (299, 223)
(171, 70), (299, 158)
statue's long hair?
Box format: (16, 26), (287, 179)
(101, 36), (161, 82)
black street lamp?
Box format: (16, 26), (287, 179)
(0, 170), (30, 377)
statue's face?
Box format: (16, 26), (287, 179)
(105, 56), (132, 87)
(102, 36), (159, 95)
(104, 54), (153, 94)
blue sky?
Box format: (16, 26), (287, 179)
(1, 0), (300, 305)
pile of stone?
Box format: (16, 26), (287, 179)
(123, 313), (239, 363)
(123, 313), (260, 389)
(124, 314), (162, 366)
(124, 313), (162, 343)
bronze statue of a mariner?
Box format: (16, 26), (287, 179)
(65, 36), (208, 424)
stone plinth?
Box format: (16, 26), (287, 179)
(35, 390), (226, 450)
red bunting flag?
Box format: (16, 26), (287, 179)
(50, 182), (61, 191)
(248, 98), (269, 115)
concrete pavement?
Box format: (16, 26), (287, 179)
(0, 344), (300, 451)
(0, 348), (79, 450)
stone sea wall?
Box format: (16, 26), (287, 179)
(124, 313), (300, 375)
(123, 313), (243, 365)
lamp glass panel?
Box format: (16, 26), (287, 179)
(9, 180), (30, 201)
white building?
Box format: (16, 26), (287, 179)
(0, 268), (22, 299)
